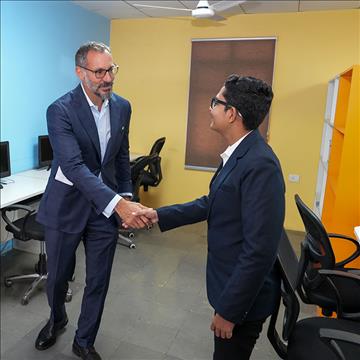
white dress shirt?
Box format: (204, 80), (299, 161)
(220, 131), (253, 167)
(81, 84), (129, 218)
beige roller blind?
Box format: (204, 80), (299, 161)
(185, 38), (276, 170)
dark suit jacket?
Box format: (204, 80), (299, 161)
(37, 84), (132, 233)
(157, 130), (285, 324)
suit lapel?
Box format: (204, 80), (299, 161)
(208, 156), (238, 210)
(73, 84), (101, 161)
(209, 161), (223, 188)
(102, 95), (124, 164)
(208, 130), (261, 210)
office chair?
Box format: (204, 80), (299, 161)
(131, 137), (165, 191)
(131, 137), (166, 164)
(131, 153), (159, 202)
(117, 154), (158, 249)
(294, 194), (360, 320)
(140, 154), (163, 192)
(2, 204), (73, 305)
(149, 136), (166, 157)
(267, 230), (360, 360)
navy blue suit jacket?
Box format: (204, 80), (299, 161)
(157, 130), (285, 324)
(37, 84), (132, 233)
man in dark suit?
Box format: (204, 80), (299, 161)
(35, 42), (149, 360)
(134, 75), (285, 360)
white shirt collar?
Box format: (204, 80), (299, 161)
(220, 131), (253, 166)
(80, 82), (109, 110)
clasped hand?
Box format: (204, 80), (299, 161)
(211, 313), (235, 339)
(115, 198), (158, 229)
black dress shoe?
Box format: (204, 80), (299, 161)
(72, 340), (102, 360)
(35, 315), (68, 350)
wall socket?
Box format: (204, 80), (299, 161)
(288, 174), (300, 183)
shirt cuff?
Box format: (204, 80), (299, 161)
(103, 194), (122, 218)
(119, 192), (133, 198)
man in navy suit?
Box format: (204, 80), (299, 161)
(35, 42), (149, 360)
(135, 75), (285, 360)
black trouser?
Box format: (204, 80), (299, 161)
(213, 318), (266, 360)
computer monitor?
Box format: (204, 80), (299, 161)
(0, 141), (11, 178)
(38, 135), (53, 168)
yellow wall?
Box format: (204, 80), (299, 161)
(110, 9), (359, 231)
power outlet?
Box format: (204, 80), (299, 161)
(288, 174), (300, 183)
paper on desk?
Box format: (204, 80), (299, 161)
(55, 166), (73, 186)
(354, 226), (360, 243)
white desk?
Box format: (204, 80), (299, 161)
(0, 170), (50, 209)
(0, 153), (142, 209)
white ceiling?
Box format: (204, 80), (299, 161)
(73, 1), (360, 20)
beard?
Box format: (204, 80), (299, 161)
(84, 75), (113, 100)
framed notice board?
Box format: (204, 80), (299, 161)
(185, 37), (276, 170)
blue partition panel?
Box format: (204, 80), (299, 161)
(0, 1), (110, 173)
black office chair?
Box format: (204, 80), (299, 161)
(131, 137), (166, 164)
(148, 136), (166, 157)
(2, 204), (73, 305)
(131, 137), (165, 192)
(117, 154), (158, 249)
(131, 153), (159, 202)
(267, 230), (360, 360)
(140, 155), (163, 192)
(294, 194), (360, 320)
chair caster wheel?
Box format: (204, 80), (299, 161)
(129, 244), (136, 249)
(4, 279), (12, 287)
(129, 233), (135, 239)
(21, 297), (29, 305)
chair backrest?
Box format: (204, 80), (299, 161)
(294, 194), (336, 269)
(149, 137), (166, 156)
(267, 230), (301, 359)
(146, 155), (162, 186)
(131, 154), (158, 202)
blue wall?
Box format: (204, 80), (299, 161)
(0, 1), (110, 173)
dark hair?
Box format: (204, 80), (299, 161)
(223, 74), (274, 130)
(75, 41), (111, 67)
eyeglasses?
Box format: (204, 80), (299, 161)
(210, 97), (229, 109)
(79, 64), (119, 79)
(210, 97), (243, 118)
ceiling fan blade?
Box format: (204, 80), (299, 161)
(211, 14), (226, 21)
(212, 0), (246, 13)
(133, 4), (192, 12)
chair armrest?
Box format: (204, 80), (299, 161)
(130, 156), (145, 164)
(328, 233), (360, 267)
(318, 269), (360, 320)
(319, 269), (360, 280)
(328, 233), (358, 242)
(2, 204), (34, 213)
(1, 204), (35, 236)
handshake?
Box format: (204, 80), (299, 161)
(115, 198), (158, 229)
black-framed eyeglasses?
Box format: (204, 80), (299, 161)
(210, 97), (243, 118)
(79, 64), (119, 79)
(210, 97), (229, 109)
